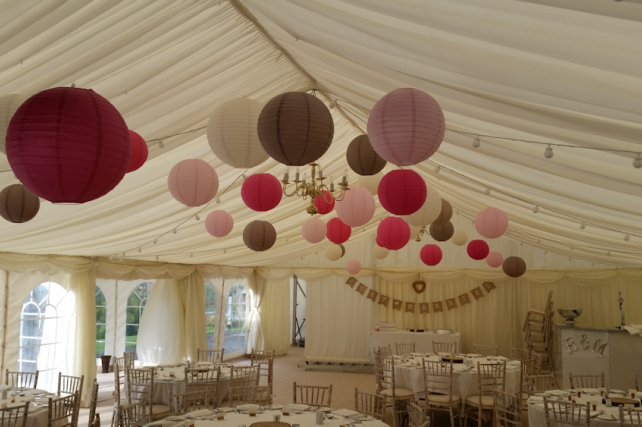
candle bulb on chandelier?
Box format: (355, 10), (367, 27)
(283, 171), (289, 182)
(318, 168), (323, 179)
(329, 175), (335, 192)
(295, 168), (300, 182)
(302, 173), (307, 184)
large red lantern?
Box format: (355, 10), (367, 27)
(241, 173), (282, 212)
(377, 217), (410, 250)
(326, 218), (351, 244)
(467, 240), (490, 260)
(127, 130), (148, 173)
(314, 190), (335, 214)
(378, 170), (427, 215)
(6, 87), (131, 203)
(420, 244), (442, 266)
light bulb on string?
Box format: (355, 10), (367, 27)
(153, 239), (157, 244)
(328, 100), (337, 109)
(190, 253), (193, 257)
(242, 174), (247, 181)
(172, 229), (177, 234)
(108, 255), (113, 261)
(155, 256), (159, 261)
(195, 214), (200, 221)
(158, 139), (165, 149)
(472, 136), (481, 148)
(634, 154), (642, 169)
(624, 234), (630, 241)
(607, 250), (611, 256)
(580, 222), (586, 230)
(544, 145), (554, 159)
(215, 197), (220, 204)
(484, 188), (490, 195)
(533, 206), (539, 213)
(570, 245), (574, 250)
(434, 165), (441, 173)
(137, 247), (141, 253)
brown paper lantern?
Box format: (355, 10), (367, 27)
(243, 220), (276, 251)
(503, 256), (527, 278)
(429, 221), (454, 242)
(346, 135), (386, 176)
(257, 92), (334, 166)
(0, 184), (40, 223)
(433, 199), (452, 225)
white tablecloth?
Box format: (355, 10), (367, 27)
(370, 331), (461, 361)
(0, 389), (67, 427)
(527, 390), (642, 427)
(392, 355), (521, 400)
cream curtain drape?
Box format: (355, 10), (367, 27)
(246, 272), (290, 355)
(179, 271), (207, 362)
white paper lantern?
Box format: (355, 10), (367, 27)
(207, 98), (269, 168)
(451, 229), (468, 246)
(403, 183), (441, 227)
(325, 244), (344, 261)
(357, 173), (382, 196)
(0, 94), (29, 154)
(408, 224), (422, 241)
(373, 244), (389, 260)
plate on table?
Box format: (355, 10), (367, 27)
(216, 408), (235, 413)
(583, 388), (599, 394)
(22, 389), (50, 396)
(352, 415), (373, 421)
(410, 353), (425, 357)
(545, 390), (569, 396)
(597, 414), (619, 421)
(284, 404), (309, 411)
(165, 416), (187, 421)
(466, 354), (482, 358)
(496, 356), (509, 361)
(317, 407), (332, 413)
(333, 409), (360, 417)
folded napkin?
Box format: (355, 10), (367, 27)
(529, 396), (544, 402)
(332, 409), (360, 417)
(496, 356), (509, 361)
(623, 325), (642, 336)
(361, 420), (388, 427)
(583, 388), (599, 394)
(545, 390), (568, 396)
(284, 404), (309, 411)
(185, 409), (213, 418)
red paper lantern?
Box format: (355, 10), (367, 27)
(377, 217), (410, 250)
(168, 159), (219, 207)
(326, 218), (351, 244)
(241, 173), (282, 212)
(378, 170), (427, 215)
(420, 244), (442, 266)
(314, 190), (335, 214)
(127, 130), (148, 173)
(6, 87), (131, 203)
(475, 207), (509, 239)
(467, 240), (490, 260)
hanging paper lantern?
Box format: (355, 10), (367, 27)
(467, 240), (490, 260)
(378, 170), (427, 215)
(408, 224), (422, 241)
(429, 221), (454, 242)
(6, 87), (131, 203)
(243, 220), (277, 251)
(376, 234), (384, 247)
(377, 217), (410, 250)
(486, 251), (503, 268)
(0, 184), (40, 223)
(326, 218), (351, 244)
(475, 207), (509, 239)
(302, 218), (326, 243)
(314, 190), (336, 215)
(367, 88), (445, 166)
(205, 210), (233, 238)
(0, 94), (29, 154)
(207, 98), (269, 168)
(257, 92), (334, 166)
(433, 199), (453, 225)
(346, 259), (362, 275)
(325, 244), (344, 261)
(346, 135), (386, 176)
(373, 244), (389, 260)
(503, 256), (527, 277)
(241, 173), (282, 212)
(127, 130), (148, 173)
(403, 183), (442, 227)
(420, 244), (442, 266)
(336, 186), (375, 227)
(358, 173), (382, 196)
(168, 159), (219, 207)
(451, 229), (468, 246)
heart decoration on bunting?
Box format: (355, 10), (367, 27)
(412, 280), (426, 294)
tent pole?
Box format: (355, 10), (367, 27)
(113, 280), (118, 357)
(292, 275), (298, 345)
(0, 271), (8, 372)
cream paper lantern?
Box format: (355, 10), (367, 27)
(373, 244), (389, 260)
(357, 173), (382, 196)
(408, 224), (422, 241)
(325, 244), (344, 261)
(0, 94), (29, 154)
(451, 229), (468, 246)
(207, 98), (269, 168)
(403, 183), (442, 227)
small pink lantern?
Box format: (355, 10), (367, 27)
(336, 185), (375, 227)
(205, 210), (233, 238)
(420, 244), (442, 266)
(302, 218), (326, 243)
(326, 217), (351, 244)
(475, 207), (509, 239)
(241, 173), (282, 212)
(168, 159), (219, 207)
(467, 240), (490, 260)
(486, 251), (503, 268)
(377, 217), (410, 250)
(367, 88), (445, 166)
(346, 259), (361, 275)
(314, 190), (335, 214)
(378, 170), (427, 215)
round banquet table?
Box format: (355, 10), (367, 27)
(527, 390), (642, 427)
(391, 354), (521, 400)
(0, 387), (69, 427)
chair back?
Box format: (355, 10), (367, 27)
(511, 348), (530, 361)
(373, 350), (387, 394)
(526, 373), (559, 395)
(422, 360), (454, 401)
(5, 370), (38, 389)
(124, 351), (135, 370)
(169, 390), (210, 415)
(494, 390), (522, 427)
(48, 392), (79, 427)
(433, 341), (457, 354)
(619, 406), (642, 427)
(472, 344), (498, 357)
(127, 369), (157, 417)
(228, 366), (260, 407)
(519, 359), (539, 396)
(407, 402), (429, 427)
(354, 388), (386, 421)
(113, 361), (125, 403)
(58, 374), (84, 397)
(293, 382), (332, 407)
(250, 350), (274, 387)
(117, 401), (146, 427)
(396, 342), (415, 355)
(569, 373), (605, 389)
(477, 362), (506, 395)
(88, 379), (99, 427)
(378, 345), (392, 358)
(0, 402), (29, 427)
(184, 367), (220, 398)
(197, 348), (224, 363)
(543, 398), (590, 427)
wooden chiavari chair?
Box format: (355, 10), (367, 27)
(421, 360), (460, 427)
(407, 402), (429, 427)
(432, 341), (457, 354)
(519, 359), (539, 404)
(526, 373), (559, 395)
(0, 402), (29, 427)
(374, 353), (414, 427)
(123, 351), (135, 370)
(197, 348), (224, 364)
(511, 348), (530, 361)
(223, 366), (259, 408)
(184, 367), (220, 407)
(250, 349), (274, 406)
(472, 344), (498, 357)
(494, 390), (522, 427)
(127, 368), (170, 421)
(569, 373), (605, 389)
(47, 392), (79, 427)
(543, 398), (590, 427)
(293, 382), (332, 407)
(5, 370), (38, 389)
(620, 406), (642, 427)
(169, 390), (210, 415)
(58, 373), (84, 420)
(354, 388), (386, 421)
(88, 379), (100, 427)
(116, 401), (145, 427)
(378, 345), (392, 358)
(396, 342), (415, 355)
(464, 362), (506, 427)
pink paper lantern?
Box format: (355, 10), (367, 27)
(420, 244), (442, 266)
(467, 240), (490, 260)
(314, 190), (335, 214)
(486, 251), (503, 268)
(346, 259), (361, 275)
(127, 130), (148, 173)
(336, 186), (375, 227)
(377, 217), (410, 250)
(367, 88), (445, 166)
(241, 173), (282, 212)
(302, 218), (326, 243)
(168, 159), (219, 207)
(205, 210), (233, 238)
(326, 217), (351, 244)
(475, 207), (509, 239)
(378, 170), (427, 215)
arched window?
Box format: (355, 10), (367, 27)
(205, 282), (217, 350)
(126, 282), (153, 359)
(224, 282), (247, 354)
(18, 281), (75, 391)
(96, 286), (106, 358)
